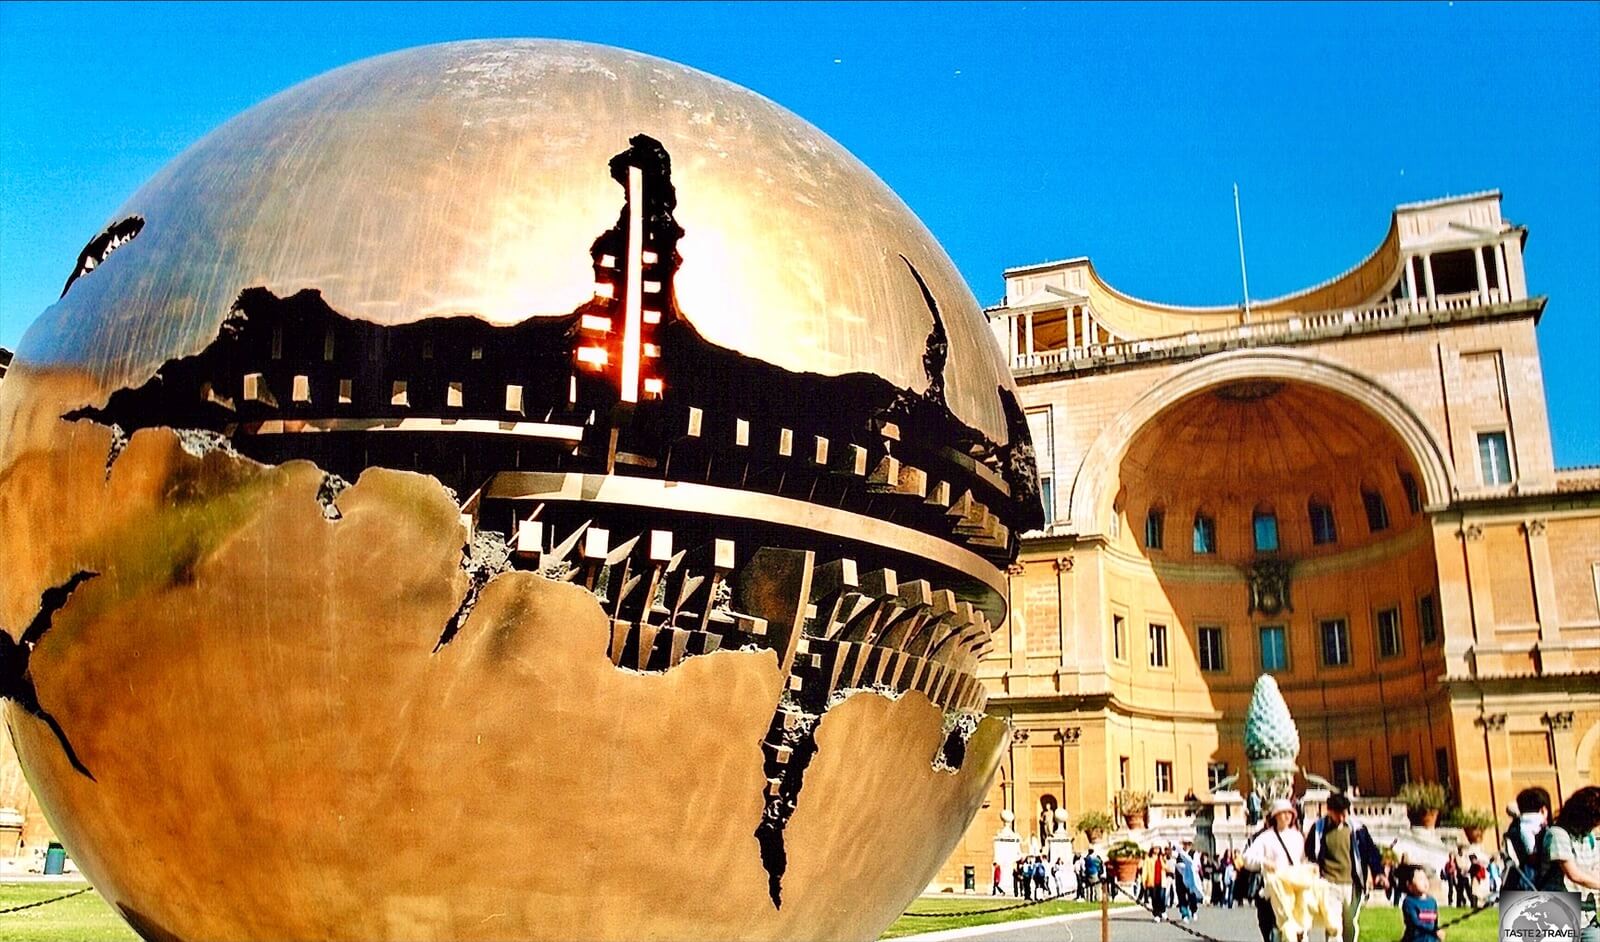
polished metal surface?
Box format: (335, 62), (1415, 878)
(0, 425), (1005, 941)
(19, 40), (1016, 444)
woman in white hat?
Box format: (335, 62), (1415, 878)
(1242, 798), (1307, 942)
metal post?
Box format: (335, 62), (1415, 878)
(1234, 183), (1252, 320)
(1101, 872), (1110, 942)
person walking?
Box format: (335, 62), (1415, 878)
(1083, 848), (1103, 902)
(1242, 798), (1307, 942)
(1223, 853), (1238, 908)
(1305, 792), (1386, 942)
(1506, 786), (1552, 891)
(1539, 785), (1600, 942)
(1140, 848), (1168, 922)
(991, 860), (1004, 896)
(1175, 841), (1202, 921)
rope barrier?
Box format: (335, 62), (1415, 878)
(0, 885), (92, 915)
(901, 885), (1087, 918)
(1106, 878), (1233, 942)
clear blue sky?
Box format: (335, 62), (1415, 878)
(3, 1), (1596, 465)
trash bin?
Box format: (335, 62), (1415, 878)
(963, 865), (976, 893)
(43, 842), (66, 875)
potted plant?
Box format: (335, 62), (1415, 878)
(1107, 840), (1145, 882)
(1446, 806), (1496, 844)
(1075, 809), (1115, 844)
(1398, 782), (1448, 827)
(1117, 789), (1152, 829)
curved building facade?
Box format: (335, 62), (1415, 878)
(935, 189), (1600, 884)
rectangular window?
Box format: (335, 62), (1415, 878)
(1207, 762), (1230, 792)
(1478, 431), (1513, 486)
(1377, 608), (1403, 658)
(1259, 625), (1288, 672)
(1155, 761), (1174, 794)
(1320, 618), (1351, 667)
(1112, 615), (1127, 661)
(1193, 514), (1217, 554)
(1418, 594), (1438, 644)
(1310, 501), (1338, 545)
(1362, 488), (1390, 532)
(1119, 756), (1130, 789)
(1198, 625), (1225, 672)
(1401, 472), (1422, 514)
(1391, 753), (1412, 790)
(1145, 509), (1165, 550)
(1148, 623), (1169, 668)
(1254, 512), (1279, 552)
(1333, 759), (1358, 792)
(1435, 747), (1450, 785)
(1028, 408), (1056, 521)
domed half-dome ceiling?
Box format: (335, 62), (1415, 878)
(20, 39), (1015, 444)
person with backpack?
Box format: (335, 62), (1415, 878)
(1505, 786), (1552, 891)
(1304, 792), (1386, 942)
(1083, 848), (1103, 901)
(1539, 786), (1600, 942)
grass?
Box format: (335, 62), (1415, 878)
(880, 896), (1110, 939)
(1359, 903), (1499, 942)
(0, 881), (1498, 942)
(0, 883), (137, 942)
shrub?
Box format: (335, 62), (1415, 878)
(1445, 806), (1497, 830)
(1074, 810), (1115, 835)
(1116, 789), (1152, 816)
(1397, 782), (1448, 812)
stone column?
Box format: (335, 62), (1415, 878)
(1422, 252), (1436, 302)
(1024, 312), (1035, 358)
(1524, 519), (1562, 646)
(1474, 245), (1489, 304)
(1404, 255), (1419, 307)
(1494, 242), (1509, 301)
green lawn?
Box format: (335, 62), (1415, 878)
(880, 896), (1109, 939)
(1360, 904), (1498, 942)
(0, 883), (137, 942)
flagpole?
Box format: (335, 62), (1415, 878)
(1234, 183), (1252, 320)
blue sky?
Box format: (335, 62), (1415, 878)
(2, 1), (1596, 465)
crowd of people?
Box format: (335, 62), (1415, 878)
(981, 783), (1600, 942)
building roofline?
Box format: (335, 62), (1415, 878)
(1394, 189), (1502, 212)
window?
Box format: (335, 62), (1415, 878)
(1478, 431), (1513, 485)
(1259, 625), (1288, 672)
(1198, 625), (1225, 672)
(1435, 748), (1450, 785)
(1119, 756), (1130, 789)
(1320, 618), (1351, 667)
(1418, 594), (1438, 644)
(1253, 506), (1279, 553)
(1112, 614), (1127, 661)
(1148, 623), (1169, 668)
(1145, 507), (1165, 550)
(1401, 471), (1422, 514)
(1391, 753), (1412, 790)
(1027, 409), (1056, 522)
(1193, 512), (1217, 554)
(1155, 761), (1174, 794)
(1309, 498), (1338, 545)
(1332, 759), (1358, 792)
(1377, 608), (1403, 658)
(1207, 762), (1230, 792)
(1362, 486), (1389, 532)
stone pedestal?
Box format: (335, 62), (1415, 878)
(993, 810), (1022, 896)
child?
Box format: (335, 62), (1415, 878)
(1401, 867), (1442, 942)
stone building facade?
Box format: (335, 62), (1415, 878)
(935, 190), (1599, 885)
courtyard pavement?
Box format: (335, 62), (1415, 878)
(903, 903), (1267, 942)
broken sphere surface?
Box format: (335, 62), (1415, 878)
(0, 40), (1039, 942)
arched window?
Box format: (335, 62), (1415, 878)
(1253, 504), (1279, 553)
(1309, 497), (1338, 545)
(1362, 485), (1390, 532)
(1193, 511), (1217, 555)
(1145, 506), (1166, 550)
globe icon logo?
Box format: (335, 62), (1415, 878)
(1500, 891), (1581, 940)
